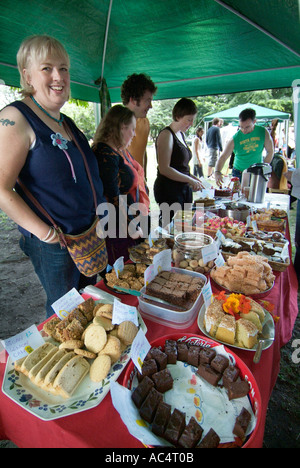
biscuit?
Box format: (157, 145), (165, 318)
(90, 354), (111, 382)
(84, 324), (107, 354)
(93, 303), (113, 319)
(59, 340), (84, 350)
(99, 335), (122, 363)
(93, 316), (114, 331)
(117, 320), (138, 345)
(74, 348), (97, 359)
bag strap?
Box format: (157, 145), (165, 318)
(63, 120), (98, 212)
(17, 120), (99, 247)
(16, 178), (68, 248)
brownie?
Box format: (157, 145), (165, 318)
(178, 416), (204, 448)
(222, 365), (240, 388)
(165, 340), (178, 364)
(187, 346), (201, 367)
(177, 343), (189, 361)
(137, 358), (158, 381)
(152, 401), (172, 437)
(227, 380), (250, 400)
(210, 354), (229, 374)
(139, 388), (163, 423)
(164, 408), (186, 446)
(233, 407), (252, 440)
(199, 347), (216, 365)
(197, 364), (222, 387)
(150, 347), (168, 371)
(152, 368), (173, 393)
(197, 428), (220, 448)
(131, 376), (154, 408)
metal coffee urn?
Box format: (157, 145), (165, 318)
(246, 163), (272, 203)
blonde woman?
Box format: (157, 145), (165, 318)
(0, 35), (106, 317)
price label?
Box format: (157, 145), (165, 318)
(1, 325), (45, 362)
(113, 256), (124, 278)
(51, 288), (84, 320)
(130, 329), (151, 373)
(112, 298), (138, 326)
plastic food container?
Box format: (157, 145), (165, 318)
(138, 268), (206, 329)
(172, 232), (216, 274)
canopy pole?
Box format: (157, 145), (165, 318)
(214, 0), (300, 59)
(95, 0), (113, 119)
(101, 0), (113, 80)
(293, 83), (300, 167)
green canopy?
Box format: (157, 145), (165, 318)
(204, 103), (291, 123)
(0, 0), (300, 103)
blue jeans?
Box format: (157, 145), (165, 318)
(232, 168), (243, 181)
(19, 235), (97, 318)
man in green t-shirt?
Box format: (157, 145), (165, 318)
(214, 108), (274, 184)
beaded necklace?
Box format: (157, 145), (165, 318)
(30, 95), (64, 126)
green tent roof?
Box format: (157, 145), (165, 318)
(0, 0), (300, 103)
(204, 103), (290, 122)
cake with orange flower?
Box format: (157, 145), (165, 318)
(204, 291), (265, 348)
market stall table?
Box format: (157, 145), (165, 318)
(0, 194), (298, 448)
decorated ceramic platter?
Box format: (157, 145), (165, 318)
(120, 334), (262, 448)
(1, 308), (147, 421)
(197, 303), (275, 352)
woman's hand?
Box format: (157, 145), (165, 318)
(189, 177), (204, 191)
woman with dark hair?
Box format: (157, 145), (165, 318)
(92, 105), (150, 264)
(154, 98), (203, 227)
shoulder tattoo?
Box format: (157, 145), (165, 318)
(0, 118), (15, 127)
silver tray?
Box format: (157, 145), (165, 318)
(197, 303), (275, 352)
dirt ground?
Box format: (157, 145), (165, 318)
(0, 210), (299, 448)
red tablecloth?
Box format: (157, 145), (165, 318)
(0, 261), (298, 448)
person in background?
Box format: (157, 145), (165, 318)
(154, 98), (203, 227)
(206, 117), (223, 177)
(121, 73), (157, 179)
(92, 105), (150, 265)
(215, 108), (274, 184)
(192, 127), (205, 178)
(284, 167), (300, 281)
(0, 35), (106, 318)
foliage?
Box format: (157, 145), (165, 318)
(147, 88), (294, 141)
(0, 85), (294, 143)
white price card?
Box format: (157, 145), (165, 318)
(112, 298), (139, 327)
(153, 248), (172, 272)
(202, 279), (213, 308)
(1, 325), (45, 362)
(202, 242), (219, 264)
(144, 263), (157, 286)
(215, 252), (225, 267)
(113, 256), (124, 278)
(130, 329), (151, 373)
(51, 287), (84, 320)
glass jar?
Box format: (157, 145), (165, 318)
(172, 232), (215, 273)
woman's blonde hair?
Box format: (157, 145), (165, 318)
(93, 105), (135, 150)
(17, 35), (70, 97)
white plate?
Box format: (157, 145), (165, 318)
(1, 309), (147, 421)
(197, 303), (275, 352)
